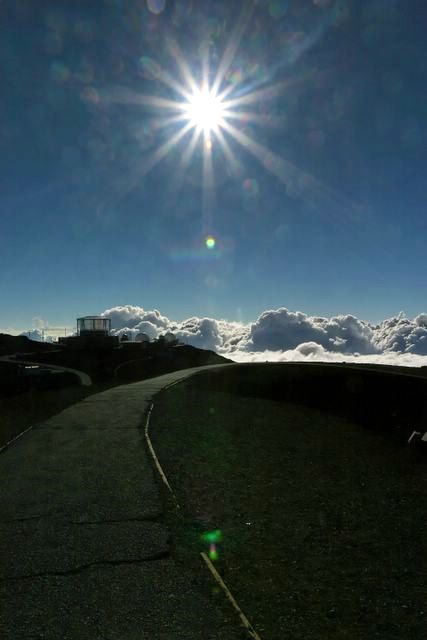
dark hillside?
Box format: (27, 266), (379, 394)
(0, 339), (230, 446)
(114, 344), (229, 382)
(0, 334), (57, 357)
(150, 365), (427, 640)
(190, 363), (427, 442)
(16, 342), (230, 382)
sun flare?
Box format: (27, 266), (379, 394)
(107, 16), (305, 216)
(184, 87), (226, 134)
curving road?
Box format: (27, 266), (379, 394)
(0, 364), (240, 640)
(0, 355), (92, 386)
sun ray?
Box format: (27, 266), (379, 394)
(134, 121), (194, 180)
(223, 121), (359, 216)
(222, 109), (284, 128)
(167, 39), (199, 95)
(151, 67), (193, 102)
(223, 120), (293, 181)
(148, 112), (193, 131)
(169, 126), (202, 196)
(101, 86), (185, 112)
(91, 13), (364, 234)
(139, 56), (194, 102)
(98, 121), (194, 215)
(213, 126), (242, 177)
(211, 2), (255, 96)
(201, 43), (211, 93)
(220, 77), (297, 110)
(202, 129), (216, 232)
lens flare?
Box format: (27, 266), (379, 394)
(205, 235), (216, 249)
(98, 6), (358, 223)
(209, 543), (219, 561)
(202, 529), (222, 544)
(202, 529), (222, 560)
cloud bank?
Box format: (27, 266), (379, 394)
(95, 304), (427, 368)
(20, 304), (427, 367)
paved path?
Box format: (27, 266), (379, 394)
(0, 355), (92, 386)
(0, 365), (241, 640)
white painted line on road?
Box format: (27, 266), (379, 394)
(146, 375), (263, 640)
(163, 379), (185, 391)
(201, 552), (263, 640)
(408, 430), (421, 444)
(0, 425), (34, 454)
(143, 375), (191, 506)
(144, 402), (180, 508)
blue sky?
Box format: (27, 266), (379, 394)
(1, 0), (426, 332)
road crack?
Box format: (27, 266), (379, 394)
(1, 513), (162, 525)
(67, 514), (162, 525)
(1, 550), (170, 582)
(0, 514), (54, 524)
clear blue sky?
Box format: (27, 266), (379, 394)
(1, 0), (426, 331)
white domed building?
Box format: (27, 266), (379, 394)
(135, 332), (150, 344)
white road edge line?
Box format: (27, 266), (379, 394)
(201, 552), (263, 640)
(143, 377), (189, 507)
(0, 425), (34, 454)
(408, 430), (421, 444)
(144, 402), (180, 508)
(145, 375), (263, 640)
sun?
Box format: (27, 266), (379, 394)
(106, 18), (319, 215)
(184, 87), (226, 134)
(98, 6), (353, 238)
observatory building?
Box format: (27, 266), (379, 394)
(135, 332), (150, 344)
(77, 316), (111, 337)
(59, 316), (118, 350)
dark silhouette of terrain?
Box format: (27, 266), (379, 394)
(0, 334), (230, 387)
(151, 365), (427, 640)
(2, 333), (427, 448)
(0, 333), (57, 357)
(0, 334), (230, 446)
(192, 363), (427, 442)
(2, 338), (230, 384)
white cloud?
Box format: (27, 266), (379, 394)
(174, 317), (223, 352)
(226, 344), (427, 368)
(374, 312), (427, 355)
(101, 305), (170, 333)
(246, 308), (376, 354)
(32, 316), (46, 329)
(101, 306), (249, 351)
(17, 305), (427, 368)
(99, 304), (427, 367)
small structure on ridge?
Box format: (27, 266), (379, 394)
(59, 316), (119, 350)
(77, 316), (111, 337)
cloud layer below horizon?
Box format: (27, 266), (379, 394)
(96, 304), (427, 367)
(20, 304), (427, 368)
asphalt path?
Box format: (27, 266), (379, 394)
(0, 354), (92, 386)
(0, 364), (242, 640)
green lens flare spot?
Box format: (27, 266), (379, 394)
(205, 236), (216, 249)
(209, 544), (219, 561)
(201, 529), (222, 544)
